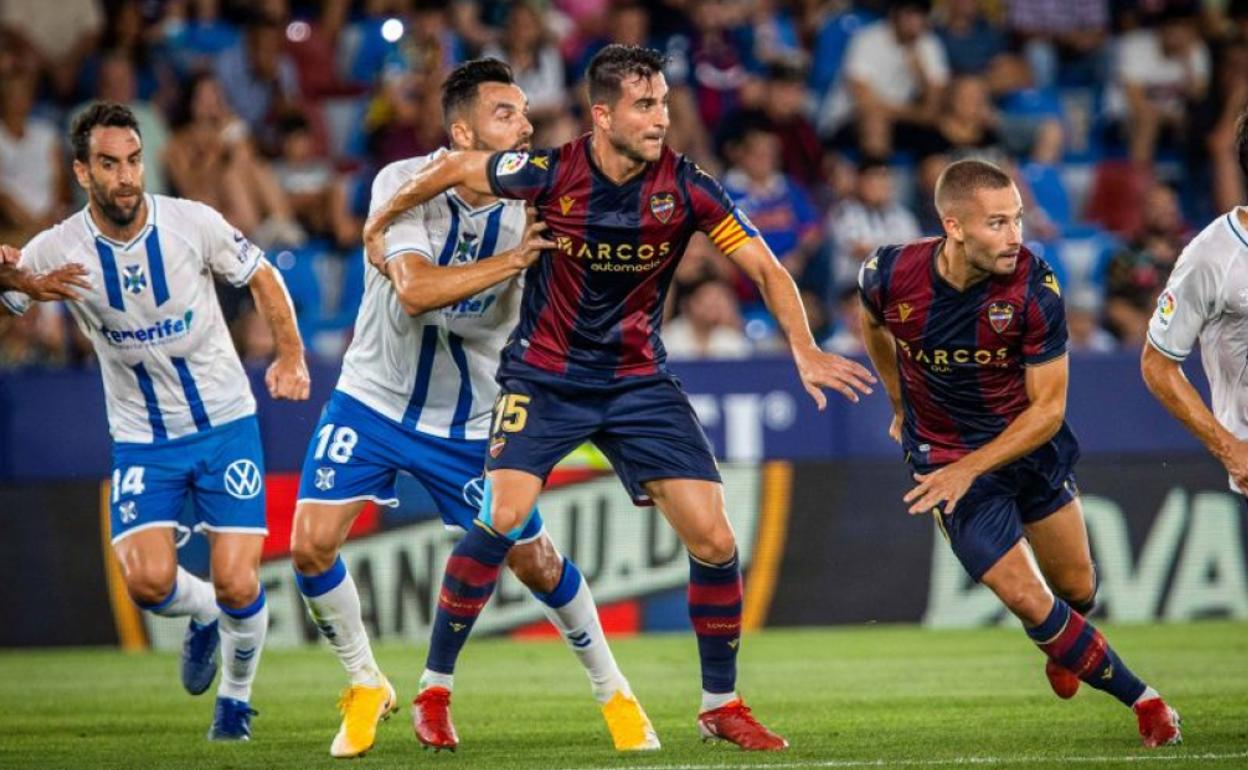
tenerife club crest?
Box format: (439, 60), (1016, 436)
(122, 264), (147, 295)
(649, 192), (675, 224)
(987, 302), (1015, 333)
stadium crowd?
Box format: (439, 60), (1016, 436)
(1, 0), (1245, 368)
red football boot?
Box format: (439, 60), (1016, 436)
(696, 700), (788, 751)
(1134, 697), (1182, 748)
(1045, 660), (1080, 699)
(412, 687), (458, 752)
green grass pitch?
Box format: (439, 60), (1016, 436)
(2, 622), (1246, 769)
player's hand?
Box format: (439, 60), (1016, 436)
(793, 346), (875, 409)
(266, 354), (311, 401)
(510, 217), (555, 271)
(888, 412), (902, 444)
(0, 244), (21, 265)
(1222, 439), (1248, 494)
(21, 263), (92, 301)
(903, 459), (981, 515)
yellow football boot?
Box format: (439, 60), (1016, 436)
(601, 690), (660, 751)
(330, 675), (398, 758)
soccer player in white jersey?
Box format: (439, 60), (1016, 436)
(0, 104), (309, 741)
(289, 59), (656, 758)
(1142, 110), (1248, 506)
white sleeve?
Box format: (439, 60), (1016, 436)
(369, 164), (435, 264)
(842, 27), (874, 82)
(196, 203), (265, 286)
(918, 35), (950, 87)
(1147, 249), (1224, 361)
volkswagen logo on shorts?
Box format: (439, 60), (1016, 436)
(224, 459), (263, 500)
(462, 476), (486, 509)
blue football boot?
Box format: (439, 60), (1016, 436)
(181, 618), (220, 695)
(208, 696), (258, 741)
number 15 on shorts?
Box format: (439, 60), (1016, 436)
(492, 394), (530, 435)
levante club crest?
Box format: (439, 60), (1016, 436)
(649, 192), (675, 223)
(987, 302), (1015, 333)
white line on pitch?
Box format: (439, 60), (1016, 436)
(558, 751), (1248, 770)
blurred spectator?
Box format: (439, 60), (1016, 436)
(0, 302), (68, 367)
(399, 0), (467, 76)
(164, 73), (302, 245)
(1066, 285), (1117, 353)
(827, 159), (921, 291)
(821, 286), (866, 357)
(822, 0), (949, 159)
(364, 68), (446, 167)
(743, 60), (822, 192)
(271, 113), (359, 248)
(337, 0), (413, 86)
(1105, 4), (1209, 167)
(73, 51), (171, 196)
(161, 0), (242, 75)
(669, 0), (751, 131)
(934, 0), (1026, 93)
(214, 11), (301, 142)
(935, 75), (1003, 154)
(663, 276), (750, 360)
(0, 0), (102, 100)
(482, 2), (568, 126)
(1006, 0), (1109, 89)
(76, 1), (177, 108)
(1102, 182), (1191, 345)
(809, 3), (877, 107)
(0, 70), (67, 243)
(1199, 8), (1248, 213)
(722, 119), (820, 305)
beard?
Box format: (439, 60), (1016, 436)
(91, 178), (143, 228)
(609, 132), (655, 164)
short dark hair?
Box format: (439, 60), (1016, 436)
(1236, 106), (1248, 183)
(586, 44), (666, 106)
(71, 102), (142, 163)
(934, 158), (1013, 215)
(441, 58), (515, 130)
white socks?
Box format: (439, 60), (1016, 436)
(296, 557), (381, 687)
(701, 690), (739, 712)
(419, 669), (454, 692)
(540, 577), (630, 704)
(143, 566), (218, 626)
(1134, 686), (1161, 707)
(217, 588), (269, 702)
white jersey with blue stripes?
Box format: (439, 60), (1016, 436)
(2, 194), (262, 443)
(336, 149), (527, 440)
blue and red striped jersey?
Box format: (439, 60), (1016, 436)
(859, 238), (1079, 469)
(486, 135), (757, 380)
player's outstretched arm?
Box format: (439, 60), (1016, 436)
(726, 236), (875, 408)
(388, 217), (554, 316)
(0, 243), (90, 302)
(904, 355), (1069, 515)
(248, 260), (310, 401)
(859, 303), (904, 443)
(1141, 342), (1248, 491)
(362, 151), (495, 270)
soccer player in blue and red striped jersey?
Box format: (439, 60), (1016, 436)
(859, 159), (1181, 748)
(364, 44), (876, 752)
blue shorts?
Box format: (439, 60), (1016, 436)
(486, 365), (721, 505)
(296, 391), (544, 541)
(109, 416), (267, 545)
(928, 462), (1079, 582)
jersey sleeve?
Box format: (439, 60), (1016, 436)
(1022, 266), (1068, 365)
(1146, 248), (1223, 361)
(684, 161), (759, 256)
(857, 247), (887, 324)
(486, 148), (558, 205)
(368, 164), (434, 264)
(197, 203), (265, 287)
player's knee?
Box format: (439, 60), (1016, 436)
(508, 543), (562, 594)
(1057, 564), (1098, 615)
(125, 567), (176, 607)
(213, 574), (260, 610)
(1000, 586), (1053, 627)
(290, 527), (338, 575)
(486, 503), (526, 536)
(685, 527), (737, 566)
